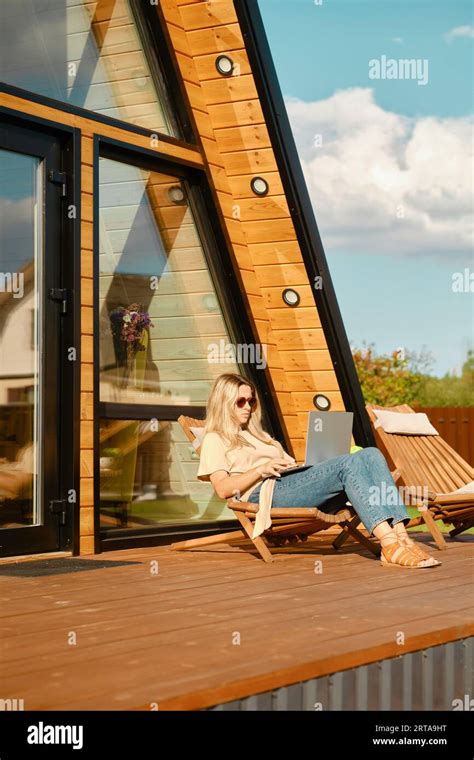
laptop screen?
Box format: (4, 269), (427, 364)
(305, 411), (354, 465)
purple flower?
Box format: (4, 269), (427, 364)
(109, 303), (154, 365)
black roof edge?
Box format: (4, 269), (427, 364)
(233, 0), (375, 447)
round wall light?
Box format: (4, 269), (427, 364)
(282, 288), (300, 307)
(131, 68), (148, 89)
(250, 176), (269, 196)
(168, 185), (186, 205)
(215, 55), (234, 76)
(313, 394), (331, 411)
(202, 294), (218, 311)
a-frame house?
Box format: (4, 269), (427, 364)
(0, 0), (373, 558)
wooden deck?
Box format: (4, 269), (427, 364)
(1, 531), (473, 711)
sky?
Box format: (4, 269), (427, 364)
(258, 0), (473, 377)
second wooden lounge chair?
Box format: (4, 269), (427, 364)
(366, 403), (474, 550)
(170, 416), (385, 563)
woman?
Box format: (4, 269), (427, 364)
(197, 373), (441, 569)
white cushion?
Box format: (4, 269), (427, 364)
(453, 480), (474, 494)
(373, 409), (439, 435)
(189, 426), (206, 448)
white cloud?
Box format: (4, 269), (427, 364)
(285, 88), (473, 257)
(444, 25), (474, 42)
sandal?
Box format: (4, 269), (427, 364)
(402, 539), (441, 566)
(380, 540), (439, 569)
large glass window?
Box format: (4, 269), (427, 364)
(0, 149), (42, 528)
(0, 0), (184, 137)
(98, 153), (244, 530)
(99, 156), (239, 407)
(100, 419), (235, 529)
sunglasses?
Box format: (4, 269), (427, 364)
(236, 395), (257, 409)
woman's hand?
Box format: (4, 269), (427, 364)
(256, 458), (292, 478)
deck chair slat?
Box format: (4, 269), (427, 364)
(411, 431), (472, 490)
(394, 435), (434, 490)
(375, 422), (424, 489)
(401, 435), (442, 490)
(409, 436), (453, 492)
(422, 437), (470, 490)
(431, 436), (474, 482)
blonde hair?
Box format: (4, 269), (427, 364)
(204, 373), (287, 459)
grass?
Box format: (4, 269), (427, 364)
(406, 506), (474, 534)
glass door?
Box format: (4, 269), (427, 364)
(0, 120), (67, 556)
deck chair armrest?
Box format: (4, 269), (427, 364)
(227, 498), (258, 513)
(428, 492), (474, 506)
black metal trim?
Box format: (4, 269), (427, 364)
(233, 0), (375, 447)
(99, 404), (206, 421)
(61, 126), (81, 556)
(100, 520), (241, 552)
(0, 105), (75, 139)
(0, 83), (198, 154)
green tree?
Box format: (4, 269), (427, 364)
(416, 349), (474, 406)
(352, 344), (474, 407)
(351, 343), (430, 406)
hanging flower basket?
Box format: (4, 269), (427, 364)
(109, 303), (154, 388)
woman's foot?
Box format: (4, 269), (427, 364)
(380, 539), (440, 569)
(400, 537), (441, 566)
(393, 527), (441, 566)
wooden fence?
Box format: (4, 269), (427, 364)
(413, 406), (474, 466)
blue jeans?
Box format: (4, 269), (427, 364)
(246, 447), (410, 536)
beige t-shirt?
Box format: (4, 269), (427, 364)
(197, 429), (295, 502)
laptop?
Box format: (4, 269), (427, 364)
(279, 411), (354, 476)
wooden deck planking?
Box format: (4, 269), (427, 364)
(0, 533), (472, 710)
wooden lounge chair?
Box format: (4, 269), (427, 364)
(366, 403), (474, 550)
(170, 415), (384, 563)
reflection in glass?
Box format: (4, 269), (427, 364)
(99, 157), (239, 406)
(99, 419), (235, 529)
(0, 0), (178, 136)
(0, 149), (42, 528)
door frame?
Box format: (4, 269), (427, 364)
(0, 107), (81, 557)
